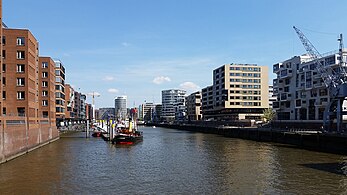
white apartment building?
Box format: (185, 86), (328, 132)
(115, 96), (127, 120)
(161, 89), (186, 122)
(140, 102), (155, 122)
(186, 91), (202, 121)
(273, 51), (347, 121)
(202, 63), (269, 120)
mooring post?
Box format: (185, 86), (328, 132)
(86, 120), (90, 138)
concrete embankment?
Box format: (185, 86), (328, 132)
(149, 123), (347, 154)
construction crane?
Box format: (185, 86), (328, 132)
(293, 26), (347, 132)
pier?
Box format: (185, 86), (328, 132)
(148, 123), (347, 154)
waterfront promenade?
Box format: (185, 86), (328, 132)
(147, 122), (347, 154)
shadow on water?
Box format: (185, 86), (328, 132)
(299, 162), (347, 176)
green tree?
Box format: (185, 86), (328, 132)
(262, 108), (275, 122)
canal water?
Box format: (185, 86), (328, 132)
(0, 126), (347, 194)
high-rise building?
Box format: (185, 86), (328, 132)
(273, 51), (347, 121)
(202, 64), (269, 120)
(54, 59), (65, 121)
(115, 96), (127, 120)
(186, 91), (202, 121)
(161, 89), (186, 122)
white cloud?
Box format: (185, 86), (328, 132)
(108, 88), (119, 93)
(152, 76), (171, 84)
(103, 76), (115, 81)
(179, 82), (200, 93)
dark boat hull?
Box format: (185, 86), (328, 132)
(111, 134), (143, 145)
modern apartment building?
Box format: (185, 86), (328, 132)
(161, 89), (186, 122)
(2, 28), (40, 118)
(64, 83), (75, 119)
(54, 59), (65, 120)
(38, 57), (56, 126)
(115, 96), (127, 120)
(73, 91), (86, 120)
(273, 51), (347, 121)
(139, 102), (155, 122)
(186, 91), (202, 121)
(202, 64), (269, 120)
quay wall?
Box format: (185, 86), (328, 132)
(0, 118), (59, 164)
(149, 123), (347, 154)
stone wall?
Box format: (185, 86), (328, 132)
(0, 117), (59, 163)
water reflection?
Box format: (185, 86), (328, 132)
(0, 126), (346, 194)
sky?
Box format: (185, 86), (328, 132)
(4, 0), (347, 108)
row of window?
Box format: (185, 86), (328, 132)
(2, 37), (25, 46)
(230, 78), (261, 83)
(230, 84), (262, 89)
(230, 67), (261, 72)
(229, 96), (262, 100)
(2, 50), (25, 59)
(230, 102), (262, 106)
(230, 90), (261, 95)
(3, 64), (50, 75)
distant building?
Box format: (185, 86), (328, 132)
(98, 107), (115, 120)
(186, 91), (202, 121)
(86, 103), (93, 121)
(64, 84), (75, 119)
(154, 104), (162, 122)
(161, 89), (186, 122)
(54, 59), (66, 120)
(38, 57), (56, 127)
(202, 63), (269, 121)
(140, 102), (155, 122)
(115, 96), (127, 120)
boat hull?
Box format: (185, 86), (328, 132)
(111, 134), (143, 145)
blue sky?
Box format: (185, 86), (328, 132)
(4, 0), (347, 108)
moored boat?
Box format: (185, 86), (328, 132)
(111, 108), (143, 145)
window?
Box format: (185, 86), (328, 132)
(17, 107), (25, 116)
(2, 36), (5, 45)
(42, 81), (48, 87)
(17, 64), (25, 73)
(17, 51), (25, 59)
(42, 90), (48, 97)
(16, 37), (25, 45)
(17, 91), (25, 100)
(16, 78), (25, 86)
(42, 72), (48, 78)
(42, 100), (48, 106)
(2, 50), (5, 59)
(42, 62), (48, 68)
(2, 77), (5, 85)
(3, 107), (6, 116)
(42, 111), (48, 118)
(2, 64), (5, 72)
(2, 91), (5, 99)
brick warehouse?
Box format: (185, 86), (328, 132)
(0, 1), (59, 163)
